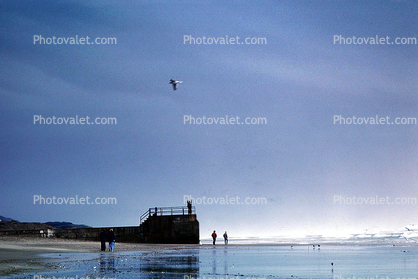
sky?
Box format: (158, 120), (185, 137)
(1, 0), (418, 240)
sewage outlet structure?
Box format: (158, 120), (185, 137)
(139, 206), (200, 244)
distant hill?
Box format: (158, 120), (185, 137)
(0, 221), (55, 231)
(0, 215), (19, 222)
(45, 221), (92, 229)
(0, 215), (91, 230)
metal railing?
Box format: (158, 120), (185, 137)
(140, 206), (196, 224)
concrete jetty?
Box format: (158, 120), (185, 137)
(139, 206), (199, 244)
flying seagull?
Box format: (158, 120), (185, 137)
(169, 79), (182, 91)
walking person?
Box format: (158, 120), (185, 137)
(211, 230), (217, 245)
(223, 231), (228, 245)
(99, 229), (107, 251)
(107, 228), (115, 252)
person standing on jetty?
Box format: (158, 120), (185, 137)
(212, 230), (217, 245)
(107, 229), (115, 252)
(99, 229), (107, 251)
(223, 231), (228, 245)
(187, 200), (192, 215)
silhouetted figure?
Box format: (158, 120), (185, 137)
(107, 229), (115, 252)
(99, 229), (107, 251)
(223, 231), (228, 245)
(187, 200), (192, 215)
(212, 230), (217, 245)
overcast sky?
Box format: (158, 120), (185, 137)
(1, 0), (417, 239)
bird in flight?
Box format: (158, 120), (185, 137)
(169, 79), (182, 91)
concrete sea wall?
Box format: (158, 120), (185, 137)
(0, 214), (199, 244)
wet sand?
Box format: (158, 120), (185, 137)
(3, 236), (418, 278)
(0, 236), (192, 277)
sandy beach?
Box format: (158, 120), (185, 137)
(0, 236), (191, 277)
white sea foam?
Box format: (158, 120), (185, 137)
(201, 226), (418, 246)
